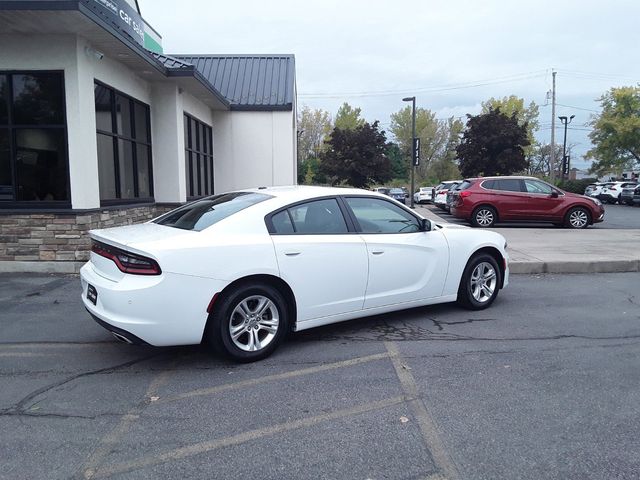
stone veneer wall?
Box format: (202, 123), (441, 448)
(0, 205), (174, 272)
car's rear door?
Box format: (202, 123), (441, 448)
(342, 196), (449, 309)
(268, 197), (368, 322)
(491, 178), (527, 220)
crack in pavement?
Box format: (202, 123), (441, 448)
(0, 353), (166, 417)
(430, 317), (496, 331)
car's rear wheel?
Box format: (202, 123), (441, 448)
(564, 207), (590, 229)
(207, 283), (289, 362)
(471, 206), (497, 228)
(457, 253), (501, 310)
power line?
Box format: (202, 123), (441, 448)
(299, 70), (548, 98)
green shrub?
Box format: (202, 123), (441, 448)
(557, 178), (598, 194)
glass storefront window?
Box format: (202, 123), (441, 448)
(0, 71), (69, 205)
(12, 73), (64, 125)
(184, 113), (213, 198)
(0, 75), (8, 125)
(94, 82), (152, 204)
(15, 129), (67, 201)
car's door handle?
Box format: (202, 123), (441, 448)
(371, 250), (384, 255)
(284, 251), (301, 257)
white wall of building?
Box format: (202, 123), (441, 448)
(1, 33), (297, 207)
(212, 110), (297, 192)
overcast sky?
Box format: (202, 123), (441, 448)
(139, 0), (640, 169)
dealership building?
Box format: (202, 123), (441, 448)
(0, 0), (297, 271)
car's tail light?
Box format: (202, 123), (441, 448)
(460, 190), (472, 198)
(91, 241), (161, 275)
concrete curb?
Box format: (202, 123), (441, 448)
(0, 261), (84, 274)
(509, 259), (640, 274)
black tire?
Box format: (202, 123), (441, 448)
(470, 206), (497, 228)
(207, 282), (289, 362)
(457, 253), (502, 310)
(564, 206), (591, 229)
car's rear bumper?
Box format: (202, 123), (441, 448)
(80, 262), (226, 346)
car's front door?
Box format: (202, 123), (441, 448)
(342, 196), (449, 309)
(522, 179), (564, 221)
(268, 198), (368, 322)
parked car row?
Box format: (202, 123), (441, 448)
(371, 186), (407, 204)
(585, 181), (639, 205)
(443, 176), (605, 229)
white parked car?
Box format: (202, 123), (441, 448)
(599, 181), (638, 204)
(81, 186), (509, 362)
(433, 181), (461, 209)
(414, 186), (435, 204)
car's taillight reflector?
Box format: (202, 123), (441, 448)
(91, 241), (161, 275)
(460, 190), (472, 198)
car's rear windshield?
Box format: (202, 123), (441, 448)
(390, 188), (404, 193)
(154, 192), (272, 231)
(458, 180), (474, 190)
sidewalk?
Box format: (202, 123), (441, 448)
(416, 205), (640, 274)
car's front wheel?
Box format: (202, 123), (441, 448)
(207, 283), (289, 362)
(564, 207), (590, 229)
(457, 253), (502, 310)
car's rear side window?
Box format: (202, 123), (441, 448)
(270, 198), (348, 234)
(154, 192), (271, 231)
(494, 179), (523, 192)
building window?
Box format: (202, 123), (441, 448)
(184, 113), (213, 198)
(94, 82), (153, 204)
(0, 71), (69, 204)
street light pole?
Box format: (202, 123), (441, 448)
(558, 114), (575, 180)
(402, 96), (416, 208)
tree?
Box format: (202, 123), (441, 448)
(587, 86), (640, 176)
(481, 95), (539, 152)
(297, 105), (332, 164)
(389, 106), (463, 183)
(386, 142), (408, 181)
(320, 121), (391, 188)
(334, 102), (365, 130)
(526, 143), (563, 177)
(456, 108), (530, 177)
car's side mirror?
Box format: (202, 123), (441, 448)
(420, 218), (431, 231)
(550, 191), (559, 198)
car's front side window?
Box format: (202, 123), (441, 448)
(344, 197), (420, 234)
(524, 179), (553, 194)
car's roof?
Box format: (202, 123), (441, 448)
(238, 185), (380, 203)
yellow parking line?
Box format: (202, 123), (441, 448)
(161, 351), (391, 404)
(385, 341), (460, 480)
(92, 395), (407, 478)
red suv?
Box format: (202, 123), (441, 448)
(450, 176), (605, 228)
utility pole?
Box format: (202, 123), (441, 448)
(550, 69), (557, 183)
(402, 96), (417, 208)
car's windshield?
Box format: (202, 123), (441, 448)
(154, 192), (271, 231)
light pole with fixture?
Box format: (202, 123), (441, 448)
(559, 114), (574, 180)
(402, 96), (418, 208)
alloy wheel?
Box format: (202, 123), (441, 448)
(475, 209), (494, 227)
(470, 262), (497, 303)
(229, 295), (279, 352)
(569, 209), (588, 228)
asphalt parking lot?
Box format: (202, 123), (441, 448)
(423, 203), (640, 229)
(1, 272), (640, 479)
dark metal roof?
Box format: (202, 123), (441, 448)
(171, 55), (295, 111)
(151, 53), (193, 71)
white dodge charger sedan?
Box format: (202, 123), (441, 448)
(81, 186), (509, 362)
